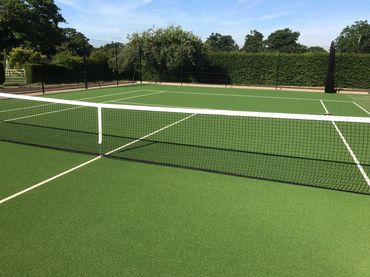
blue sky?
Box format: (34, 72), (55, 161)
(56, 0), (369, 48)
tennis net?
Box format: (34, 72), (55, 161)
(1, 92), (370, 194)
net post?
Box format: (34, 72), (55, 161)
(98, 107), (103, 153)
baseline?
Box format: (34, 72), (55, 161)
(144, 89), (353, 103)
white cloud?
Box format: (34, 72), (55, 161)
(56, 0), (369, 47)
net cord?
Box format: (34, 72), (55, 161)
(1, 92), (370, 124)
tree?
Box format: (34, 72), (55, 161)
(59, 28), (93, 57)
(112, 43), (138, 75)
(52, 52), (83, 70)
(117, 26), (205, 80)
(265, 28), (306, 52)
(307, 46), (327, 53)
(7, 47), (47, 68)
(0, 0), (65, 55)
(205, 33), (239, 52)
(90, 43), (123, 64)
(336, 20), (370, 53)
(243, 30), (264, 52)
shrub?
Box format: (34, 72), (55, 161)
(7, 47), (47, 68)
(52, 51), (83, 70)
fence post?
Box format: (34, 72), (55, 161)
(41, 79), (45, 94)
(83, 41), (88, 90)
(180, 64), (183, 86)
(115, 42), (119, 86)
(275, 50), (281, 91)
(139, 44), (142, 84)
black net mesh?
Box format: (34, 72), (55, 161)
(1, 94), (370, 194)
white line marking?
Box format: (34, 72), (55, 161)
(77, 89), (146, 101)
(0, 102), (56, 113)
(105, 113), (197, 155)
(351, 97), (370, 100)
(106, 91), (165, 103)
(0, 113), (196, 205)
(4, 92), (164, 122)
(320, 100), (370, 188)
(145, 89), (352, 103)
(0, 89), (147, 113)
(353, 102), (370, 116)
(0, 157), (101, 205)
(4, 106), (81, 122)
(113, 101), (194, 109)
(331, 123), (370, 188)
(320, 100), (330, 114)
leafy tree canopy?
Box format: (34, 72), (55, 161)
(52, 51), (83, 70)
(205, 33), (239, 52)
(0, 0), (65, 56)
(243, 30), (264, 52)
(265, 28), (306, 52)
(336, 20), (370, 53)
(59, 28), (93, 57)
(117, 26), (205, 79)
(8, 47), (47, 68)
(90, 42), (124, 64)
(307, 46), (327, 53)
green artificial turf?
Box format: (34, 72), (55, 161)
(1, 84), (370, 276)
(2, 84), (369, 193)
(1, 157), (370, 276)
(0, 141), (93, 199)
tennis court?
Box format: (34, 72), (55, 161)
(1, 84), (370, 276)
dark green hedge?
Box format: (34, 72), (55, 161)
(24, 61), (129, 84)
(0, 62), (5, 85)
(205, 52), (329, 87)
(24, 64), (83, 84)
(23, 52), (370, 89)
(335, 54), (370, 89)
(204, 52), (370, 89)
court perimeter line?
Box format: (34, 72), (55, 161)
(1, 89), (147, 113)
(352, 102), (370, 116)
(0, 114), (196, 205)
(320, 100), (370, 188)
(77, 89), (147, 101)
(4, 91), (164, 122)
(145, 89), (353, 103)
(113, 101), (196, 109)
(106, 91), (165, 103)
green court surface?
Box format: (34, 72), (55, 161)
(1, 84), (370, 276)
